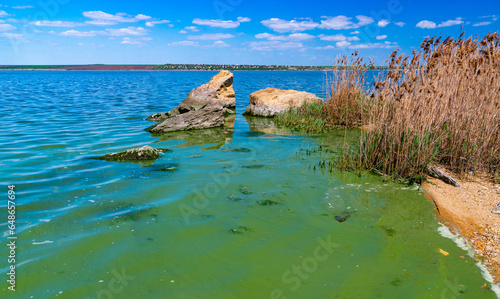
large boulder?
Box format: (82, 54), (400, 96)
(147, 71), (235, 121)
(148, 107), (225, 133)
(243, 88), (322, 117)
(97, 145), (166, 162)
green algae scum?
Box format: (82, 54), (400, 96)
(0, 71), (498, 298)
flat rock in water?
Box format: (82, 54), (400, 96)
(148, 107), (225, 133)
(98, 145), (166, 162)
(243, 88), (322, 117)
(147, 71), (235, 120)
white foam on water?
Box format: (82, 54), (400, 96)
(32, 240), (54, 245)
(438, 223), (500, 298)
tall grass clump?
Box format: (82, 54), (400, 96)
(275, 101), (326, 133)
(276, 52), (373, 133)
(322, 52), (373, 127)
(352, 33), (500, 180)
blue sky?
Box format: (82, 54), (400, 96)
(0, 0), (498, 65)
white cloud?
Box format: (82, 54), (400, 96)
(250, 40), (303, 51)
(319, 15), (374, 30)
(82, 11), (150, 25)
(438, 18), (463, 27)
(83, 11), (135, 23)
(85, 20), (117, 26)
(12, 5), (34, 9)
(179, 30), (188, 34)
(316, 45), (335, 50)
(105, 27), (148, 36)
(135, 14), (151, 20)
(193, 18), (238, 28)
(378, 19), (389, 27)
(416, 20), (437, 29)
(60, 30), (99, 37)
(121, 37), (140, 45)
(0, 23), (16, 31)
(255, 33), (274, 39)
(60, 27), (148, 37)
(350, 31), (359, 34)
(473, 21), (491, 27)
(121, 37), (151, 45)
(0, 32), (25, 39)
(211, 40), (230, 47)
(336, 41), (351, 47)
(30, 20), (81, 27)
(237, 17), (251, 23)
(394, 22), (405, 27)
(0, 10), (10, 17)
(319, 34), (359, 42)
(168, 40), (199, 46)
(192, 17), (250, 29)
(145, 20), (170, 27)
(255, 32), (315, 41)
(349, 41), (398, 49)
(376, 35), (387, 40)
(184, 26), (199, 32)
(416, 18), (463, 29)
(480, 15), (497, 21)
(187, 33), (234, 40)
(261, 18), (319, 33)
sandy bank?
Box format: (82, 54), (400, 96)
(422, 175), (500, 284)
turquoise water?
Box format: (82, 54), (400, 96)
(0, 71), (496, 298)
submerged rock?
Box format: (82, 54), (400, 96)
(227, 195), (246, 202)
(334, 211), (351, 223)
(239, 185), (252, 195)
(147, 70), (236, 120)
(257, 199), (281, 206)
(148, 107), (225, 133)
(243, 88), (322, 117)
(220, 147), (252, 153)
(97, 145), (166, 162)
(241, 164), (265, 169)
(229, 226), (251, 234)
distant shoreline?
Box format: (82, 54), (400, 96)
(0, 64), (391, 71)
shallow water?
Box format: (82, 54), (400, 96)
(0, 71), (496, 298)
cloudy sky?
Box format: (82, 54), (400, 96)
(0, 0), (498, 65)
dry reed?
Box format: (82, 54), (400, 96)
(351, 33), (500, 180)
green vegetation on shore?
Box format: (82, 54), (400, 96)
(277, 32), (500, 183)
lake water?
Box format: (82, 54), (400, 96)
(0, 71), (497, 298)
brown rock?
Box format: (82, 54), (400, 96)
(147, 71), (235, 120)
(243, 88), (322, 117)
(148, 107), (225, 133)
(97, 145), (166, 162)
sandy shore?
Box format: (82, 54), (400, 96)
(422, 174), (500, 284)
